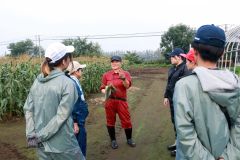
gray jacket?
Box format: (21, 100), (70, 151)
(173, 67), (240, 160)
(24, 69), (79, 153)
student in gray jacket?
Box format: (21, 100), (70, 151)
(174, 25), (240, 160)
(24, 42), (85, 160)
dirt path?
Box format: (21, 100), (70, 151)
(0, 141), (28, 160)
(104, 69), (175, 160)
(0, 120), (36, 160)
(86, 68), (175, 160)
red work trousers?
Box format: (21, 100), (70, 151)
(105, 99), (132, 129)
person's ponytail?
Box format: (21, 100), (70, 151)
(41, 58), (53, 77)
(41, 53), (72, 77)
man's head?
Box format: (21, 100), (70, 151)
(192, 24), (226, 63)
(169, 48), (185, 66)
(110, 55), (122, 70)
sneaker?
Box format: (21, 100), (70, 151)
(170, 150), (176, 157)
(127, 139), (136, 147)
(111, 140), (118, 149)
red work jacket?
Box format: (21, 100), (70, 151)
(100, 70), (132, 99)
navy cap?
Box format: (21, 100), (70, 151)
(169, 48), (184, 57)
(111, 55), (122, 62)
(193, 24), (226, 48)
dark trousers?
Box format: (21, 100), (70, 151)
(76, 125), (87, 157)
(169, 100), (176, 138)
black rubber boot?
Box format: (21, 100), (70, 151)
(125, 128), (136, 147)
(107, 126), (116, 141)
(107, 126), (118, 149)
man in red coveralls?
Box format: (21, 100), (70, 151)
(100, 55), (136, 149)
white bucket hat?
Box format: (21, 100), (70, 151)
(67, 61), (86, 74)
(45, 42), (74, 63)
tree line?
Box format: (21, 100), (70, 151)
(6, 24), (195, 58)
(7, 37), (102, 57)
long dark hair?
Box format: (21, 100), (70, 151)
(41, 53), (72, 77)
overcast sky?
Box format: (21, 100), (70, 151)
(0, 0), (239, 55)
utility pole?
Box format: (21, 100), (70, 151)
(38, 35), (41, 58)
(35, 34), (41, 60)
(224, 24), (228, 32)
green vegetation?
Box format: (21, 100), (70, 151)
(63, 37), (102, 57)
(7, 37), (102, 57)
(0, 58), (110, 120)
(160, 24), (195, 59)
(0, 56), (168, 120)
(81, 63), (110, 95)
(8, 39), (43, 56)
(143, 58), (171, 67)
(124, 51), (144, 65)
(235, 66), (240, 75)
(0, 63), (39, 120)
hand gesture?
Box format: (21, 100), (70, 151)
(163, 98), (169, 107)
(119, 72), (126, 81)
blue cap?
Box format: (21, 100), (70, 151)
(193, 24), (226, 48)
(169, 48), (184, 57)
(111, 55), (122, 62)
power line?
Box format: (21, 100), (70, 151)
(41, 34), (162, 41)
(46, 31), (164, 39)
(0, 43), (10, 46)
(84, 34), (162, 39)
(0, 31), (163, 45)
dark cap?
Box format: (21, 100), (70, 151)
(111, 55), (122, 62)
(169, 48), (184, 57)
(193, 24), (226, 48)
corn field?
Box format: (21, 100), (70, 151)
(0, 63), (40, 120)
(0, 55), (123, 120)
(81, 63), (110, 95)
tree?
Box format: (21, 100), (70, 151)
(63, 37), (102, 57)
(160, 24), (195, 58)
(124, 51), (143, 65)
(32, 46), (45, 56)
(8, 39), (36, 56)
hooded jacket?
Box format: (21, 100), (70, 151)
(24, 69), (79, 153)
(173, 67), (240, 160)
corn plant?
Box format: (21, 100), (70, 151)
(0, 56), (130, 120)
(0, 63), (39, 119)
(81, 63), (110, 95)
